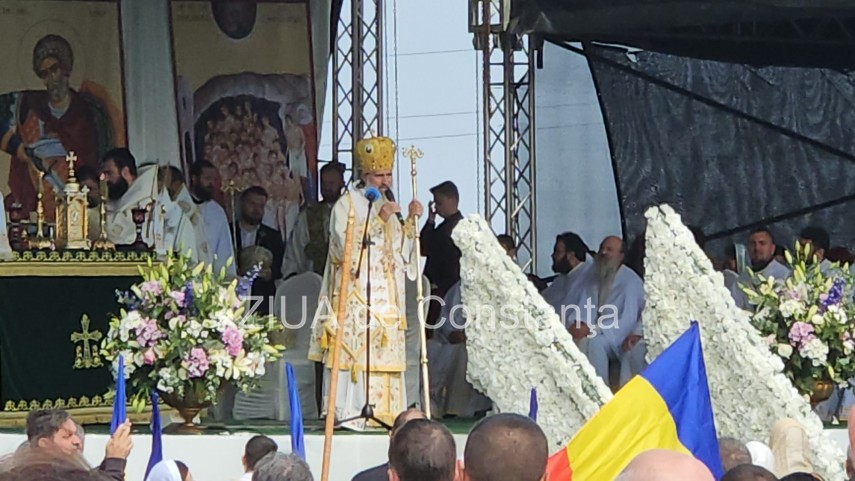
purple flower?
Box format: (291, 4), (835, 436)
(169, 291), (186, 307)
(222, 326), (244, 357)
(788, 321), (816, 348)
(184, 348), (210, 378)
(183, 282), (196, 315)
(820, 278), (845, 312)
(236, 265), (262, 299)
(135, 318), (164, 348)
(140, 281), (163, 297)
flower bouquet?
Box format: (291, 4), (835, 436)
(742, 244), (855, 399)
(101, 253), (283, 429)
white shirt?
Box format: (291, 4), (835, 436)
(198, 199), (237, 278)
(240, 224), (260, 249)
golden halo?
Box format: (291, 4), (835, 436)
(18, 19), (86, 91)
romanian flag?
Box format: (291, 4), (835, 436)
(546, 323), (723, 480)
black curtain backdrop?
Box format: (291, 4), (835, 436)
(578, 42), (855, 256)
(0, 276), (136, 411)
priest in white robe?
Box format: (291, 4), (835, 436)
(541, 232), (593, 318)
(569, 236), (645, 389)
(308, 135), (422, 430)
(189, 161), (236, 278)
(101, 148), (197, 260)
(159, 166), (213, 267)
(731, 227), (791, 310)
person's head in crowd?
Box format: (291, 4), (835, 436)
(388, 419), (458, 481)
(157, 166), (184, 200)
(242, 435), (278, 474)
(252, 452), (313, 481)
(74, 422), (84, 454)
(826, 246), (854, 265)
(319, 161), (346, 204)
(719, 437), (752, 473)
(391, 408), (426, 439)
(100, 148), (137, 201)
(720, 463), (779, 481)
(74, 165), (101, 208)
(770, 418), (812, 478)
(748, 227), (777, 270)
(613, 449), (714, 481)
(429, 181), (460, 220)
(595, 235), (626, 286)
(798, 227), (830, 264)
(190, 160), (219, 202)
(146, 459), (193, 481)
(463, 413), (548, 481)
(779, 474), (821, 481)
(723, 245), (737, 272)
(240, 186), (268, 227)
(551, 232), (590, 275)
(26, 409), (82, 456)
(496, 234), (517, 259)
(746, 441), (776, 473)
(0, 448), (99, 481)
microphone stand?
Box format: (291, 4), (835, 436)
(338, 194), (391, 430)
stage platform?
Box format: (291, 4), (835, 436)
(0, 419), (848, 481)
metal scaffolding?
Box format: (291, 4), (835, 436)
(470, 0), (538, 272)
(331, 0), (384, 172)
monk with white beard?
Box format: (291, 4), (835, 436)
(568, 236), (646, 389)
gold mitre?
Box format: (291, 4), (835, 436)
(355, 135), (395, 173)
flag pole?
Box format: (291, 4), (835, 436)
(402, 145), (431, 419)
(320, 202), (355, 481)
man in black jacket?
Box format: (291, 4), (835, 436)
(25, 409), (132, 481)
(232, 186), (284, 315)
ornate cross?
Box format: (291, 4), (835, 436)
(66, 151), (77, 179)
(70, 314), (103, 369)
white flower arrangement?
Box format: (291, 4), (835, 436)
(643, 204), (844, 480)
(452, 215), (612, 449)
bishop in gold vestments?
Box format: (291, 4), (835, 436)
(308, 135), (422, 429)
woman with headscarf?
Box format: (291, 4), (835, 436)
(146, 460), (193, 481)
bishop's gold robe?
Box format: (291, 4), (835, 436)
(308, 186), (417, 429)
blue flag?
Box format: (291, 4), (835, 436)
(145, 391), (163, 478)
(286, 363), (305, 459)
(528, 388), (538, 421)
(110, 355), (126, 434)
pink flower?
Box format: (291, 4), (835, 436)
(788, 321), (816, 349)
(135, 318), (164, 348)
(222, 326), (244, 357)
(140, 281), (163, 297)
(169, 291), (186, 307)
(143, 349), (156, 365)
(183, 348), (210, 378)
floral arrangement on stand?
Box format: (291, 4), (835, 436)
(101, 253), (283, 428)
(452, 216), (613, 449)
(742, 245), (855, 399)
(642, 205), (844, 480)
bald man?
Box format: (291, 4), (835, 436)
(351, 409), (425, 481)
(615, 450), (715, 481)
(720, 464), (778, 481)
(463, 413), (548, 481)
(567, 235), (646, 389)
(389, 419), (458, 481)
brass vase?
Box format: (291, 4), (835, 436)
(810, 380), (834, 407)
(158, 382), (213, 434)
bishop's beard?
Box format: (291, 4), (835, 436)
(594, 255), (621, 303)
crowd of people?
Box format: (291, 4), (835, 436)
(0, 406), (846, 481)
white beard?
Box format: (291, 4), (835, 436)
(595, 256), (620, 305)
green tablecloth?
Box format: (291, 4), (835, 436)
(0, 253), (147, 418)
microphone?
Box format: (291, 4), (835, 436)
(384, 190), (406, 226)
(364, 187), (381, 203)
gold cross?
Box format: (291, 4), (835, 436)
(401, 145), (423, 177)
(66, 151), (78, 179)
(70, 314), (104, 369)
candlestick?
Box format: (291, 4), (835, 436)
(92, 173), (115, 251)
(32, 171), (52, 250)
